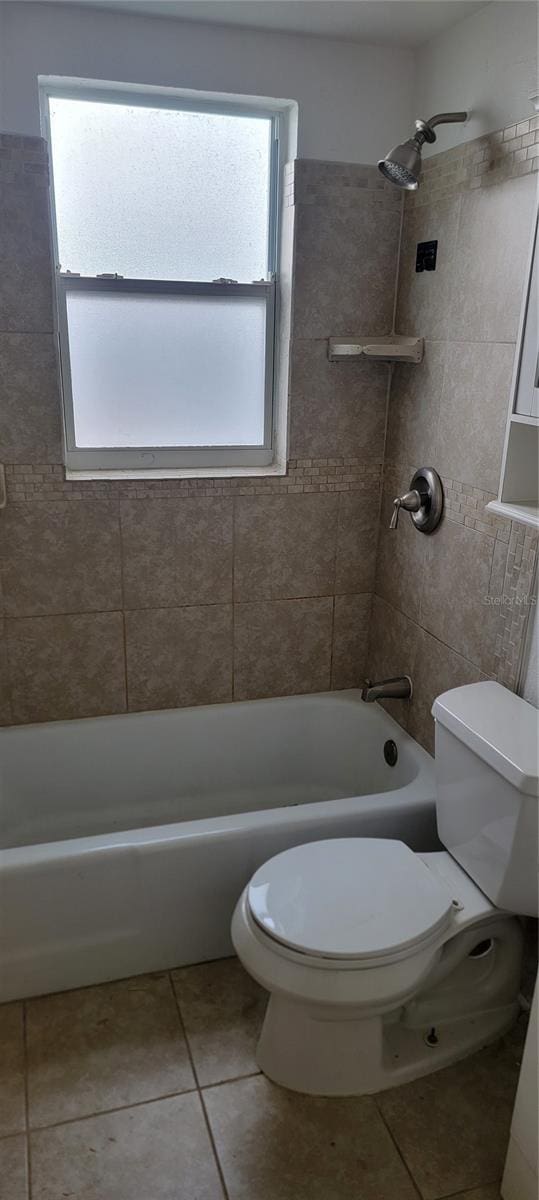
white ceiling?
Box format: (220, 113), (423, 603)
(58, 1), (490, 47)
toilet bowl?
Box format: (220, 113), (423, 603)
(232, 839), (522, 1095)
(232, 682), (538, 1095)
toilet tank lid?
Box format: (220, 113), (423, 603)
(432, 682), (539, 797)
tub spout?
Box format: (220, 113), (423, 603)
(361, 676), (413, 703)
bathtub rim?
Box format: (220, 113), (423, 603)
(0, 691), (435, 867)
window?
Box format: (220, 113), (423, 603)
(41, 84), (280, 472)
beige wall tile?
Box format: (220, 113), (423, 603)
(385, 341), (446, 468)
(234, 598), (333, 700)
(0, 1003), (25, 1137)
(0, 153), (51, 264)
(234, 493), (338, 601)
(1, 501), (122, 616)
(445, 1186), (501, 1199)
(396, 196), (461, 339)
(30, 1093), (225, 1200)
(203, 1073), (418, 1200)
(172, 958), (266, 1087)
(7, 612), (126, 722)
(0, 334), (62, 462)
(27, 973), (195, 1126)
(407, 628), (486, 755)
(335, 491), (380, 595)
(125, 604), (232, 711)
(420, 519), (505, 672)
(289, 340), (388, 460)
(331, 593), (371, 690)
(121, 497), (233, 609)
(367, 596), (420, 729)
(293, 195), (401, 338)
(0, 618), (12, 725)
(1, 139), (533, 734)
(448, 175), (536, 342)
(375, 468), (427, 623)
(437, 342), (515, 493)
(0, 190), (53, 332)
(0, 1135), (28, 1200)
(377, 1018), (526, 1199)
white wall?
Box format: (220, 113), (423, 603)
(0, 1), (414, 163)
(415, 1), (538, 154)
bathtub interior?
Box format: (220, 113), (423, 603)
(0, 691), (424, 850)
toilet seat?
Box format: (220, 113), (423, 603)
(247, 838), (456, 964)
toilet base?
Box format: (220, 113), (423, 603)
(256, 994), (520, 1095)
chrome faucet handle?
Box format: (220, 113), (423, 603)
(389, 469), (444, 535)
(389, 489), (421, 530)
(389, 497), (401, 529)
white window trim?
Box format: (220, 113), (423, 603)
(40, 80), (282, 474)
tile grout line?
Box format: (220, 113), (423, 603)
(197, 1089), (231, 1200)
(372, 590), (498, 680)
(199, 1070), (261, 1093)
(25, 1087), (200, 1135)
(328, 495), (341, 689)
(117, 495), (130, 713)
(372, 1097), (424, 1200)
(166, 972), (231, 1200)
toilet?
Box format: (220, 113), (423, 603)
(232, 681), (538, 1095)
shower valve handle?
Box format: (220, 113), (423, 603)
(389, 489), (422, 529)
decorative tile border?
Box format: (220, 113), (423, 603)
(285, 159), (402, 210)
(0, 133), (49, 188)
(408, 114), (539, 207)
(4, 460), (383, 502)
(494, 522), (538, 690)
(441, 477), (512, 542)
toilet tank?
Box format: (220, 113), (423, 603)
(433, 682), (538, 917)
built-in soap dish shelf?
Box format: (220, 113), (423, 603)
(328, 335), (424, 364)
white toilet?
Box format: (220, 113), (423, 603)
(232, 682), (538, 1095)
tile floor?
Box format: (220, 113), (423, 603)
(1, 956), (527, 1200)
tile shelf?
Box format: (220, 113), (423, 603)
(486, 499), (539, 530)
(327, 335), (424, 364)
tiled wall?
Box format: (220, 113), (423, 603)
(367, 117), (539, 753)
(0, 139), (400, 723)
(2, 124), (537, 735)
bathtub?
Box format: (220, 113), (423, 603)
(0, 690), (437, 1002)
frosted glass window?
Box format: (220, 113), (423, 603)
(48, 96), (272, 282)
(43, 84), (279, 468)
(66, 291), (267, 447)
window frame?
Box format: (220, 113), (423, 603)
(40, 81), (282, 473)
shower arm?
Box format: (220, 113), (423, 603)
(415, 111), (468, 145)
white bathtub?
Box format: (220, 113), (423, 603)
(0, 690), (437, 1002)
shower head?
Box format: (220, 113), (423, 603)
(378, 138), (423, 190)
(378, 111), (468, 190)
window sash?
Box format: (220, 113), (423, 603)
(41, 82), (281, 472)
(56, 275), (276, 471)
(41, 82), (281, 280)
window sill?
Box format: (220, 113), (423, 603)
(65, 461), (287, 482)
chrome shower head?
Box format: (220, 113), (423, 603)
(378, 112), (468, 190)
(378, 137), (423, 190)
